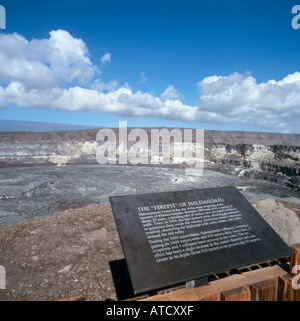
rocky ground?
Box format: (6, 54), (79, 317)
(0, 203), (124, 301)
(0, 199), (299, 301)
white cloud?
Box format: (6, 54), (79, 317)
(140, 72), (147, 83)
(101, 52), (111, 64)
(0, 82), (199, 121)
(0, 30), (300, 133)
(0, 30), (96, 88)
(1, 71), (300, 132)
(197, 72), (300, 132)
(91, 79), (119, 92)
(160, 85), (183, 101)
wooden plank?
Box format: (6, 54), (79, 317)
(288, 279), (300, 301)
(289, 245), (300, 275)
(221, 286), (250, 301)
(193, 290), (221, 301)
(250, 278), (278, 301)
(168, 288), (199, 301)
(290, 285), (300, 301)
(141, 265), (287, 301)
(278, 273), (300, 301)
(278, 274), (291, 301)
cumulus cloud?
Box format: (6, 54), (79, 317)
(101, 52), (111, 64)
(160, 85), (183, 101)
(0, 30), (96, 88)
(0, 30), (97, 88)
(0, 30), (300, 133)
(0, 81), (200, 122)
(197, 72), (300, 132)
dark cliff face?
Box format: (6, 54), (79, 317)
(205, 143), (300, 192)
(0, 129), (299, 192)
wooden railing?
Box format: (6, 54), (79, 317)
(140, 245), (300, 301)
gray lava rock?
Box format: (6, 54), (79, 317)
(253, 198), (300, 246)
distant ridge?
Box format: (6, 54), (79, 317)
(0, 125), (299, 146)
(0, 119), (101, 132)
(204, 129), (300, 146)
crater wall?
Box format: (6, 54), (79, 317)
(0, 129), (299, 191)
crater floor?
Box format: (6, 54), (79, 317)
(1, 164), (299, 225)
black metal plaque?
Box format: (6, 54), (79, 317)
(109, 186), (292, 294)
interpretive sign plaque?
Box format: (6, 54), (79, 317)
(109, 186), (292, 294)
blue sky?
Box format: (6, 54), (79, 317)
(0, 0), (300, 132)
